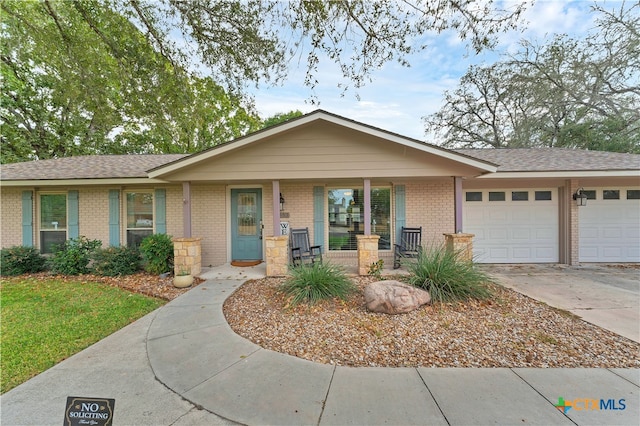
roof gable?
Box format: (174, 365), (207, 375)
(148, 110), (497, 179)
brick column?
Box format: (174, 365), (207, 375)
(172, 237), (202, 276)
(357, 234), (380, 276)
(265, 235), (289, 277)
(443, 233), (474, 262)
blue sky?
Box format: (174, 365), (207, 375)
(249, 0), (621, 141)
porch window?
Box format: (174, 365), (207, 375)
(40, 193), (67, 254)
(126, 192), (153, 247)
(328, 187), (391, 251)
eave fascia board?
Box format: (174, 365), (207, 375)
(476, 170), (640, 179)
(0, 178), (170, 187)
(148, 110), (498, 178)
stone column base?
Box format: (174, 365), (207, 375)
(172, 237), (202, 276)
(357, 235), (380, 276)
(443, 233), (474, 262)
(265, 235), (289, 277)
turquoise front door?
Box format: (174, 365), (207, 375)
(231, 188), (263, 261)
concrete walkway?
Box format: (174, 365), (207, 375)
(2, 264), (639, 425)
(147, 274), (640, 426)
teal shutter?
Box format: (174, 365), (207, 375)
(313, 186), (324, 250)
(155, 189), (166, 234)
(68, 190), (79, 239)
(22, 191), (33, 247)
(109, 190), (120, 246)
(394, 185), (406, 243)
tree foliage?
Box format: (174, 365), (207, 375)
(0, 0), (261, 163)
(1, 0), (530, 163)
(98, 0), (529, 93)
(425, 2), (640, 153)
(261, 110), (304, 129)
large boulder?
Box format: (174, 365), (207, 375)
(364, 280), (431, 314)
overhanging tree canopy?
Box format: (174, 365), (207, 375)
(424, 2), (640, 153)
(1, 0), (530, 163)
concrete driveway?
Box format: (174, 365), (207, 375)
(484, 264), (640, 343)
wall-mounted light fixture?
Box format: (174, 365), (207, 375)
(572, 187), (588, 207)
(280, 193), (285, 211)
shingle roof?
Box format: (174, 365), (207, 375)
(0, 154), (187, 180)
(453, 148), (640, 172)
(1, 149), (638, 182)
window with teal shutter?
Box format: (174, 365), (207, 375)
(39, 193), (67, 254)
(109, 190), (120, 246)
(326, 187), (390, 251)
(126, 191), (154, 247)
(394, 185), (406, 244)
(155, 189), (166, 234)
(68, 190), (79, 239)
(22, 191), (33, 247)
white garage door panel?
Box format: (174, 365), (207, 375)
(488, 210), (508, 221)
(603, 247), (623, 258)
(488, 228), (508, 239)
(512, 247), (533, 259)
(512, 229), (531, 239)
(536, 228), (556, 239)
(489, 248), (508, 259)
(579, 188), (640, 262)
(602, 227), (622, 238)
(464, 189), (559, 263)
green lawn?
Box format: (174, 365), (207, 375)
(0, 276), (165, 393)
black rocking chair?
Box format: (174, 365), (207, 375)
(393, 226), (422, 269)
(290, 227), (323, 266)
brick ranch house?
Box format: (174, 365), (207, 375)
(1, 110), (639, 274)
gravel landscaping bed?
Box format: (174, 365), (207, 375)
(223, 276), (640, 368)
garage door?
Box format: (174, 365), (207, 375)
(579, 187), (640, 262)
(464, 189), (559, 263)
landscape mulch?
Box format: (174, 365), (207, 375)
(223, 276), (640, 368)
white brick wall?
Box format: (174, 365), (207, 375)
(77, 188), (109, 243)
(0, 179), (467, 266)
(404, 180), (455, 247)
(1, 188), (25, 247)
(165, 186), (184, 238)
(280, 183), (315, 240)
(191, 184), (227, 267)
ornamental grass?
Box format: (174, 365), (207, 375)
(404, 244), (493, 303)
(280, 262), (356, 306)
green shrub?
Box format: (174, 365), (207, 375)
(0, 246), (47, 276)
(48, 237), (102, 275)
(404, 244), (492, 303)
(280, 262), (356, 306)
(139, 233), (173, 275)
(91, 246), (141, 276)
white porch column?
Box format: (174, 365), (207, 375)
(182, 181), (192, 238)
(364, 178), (371, 235)
(272, 180), (281, 236)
